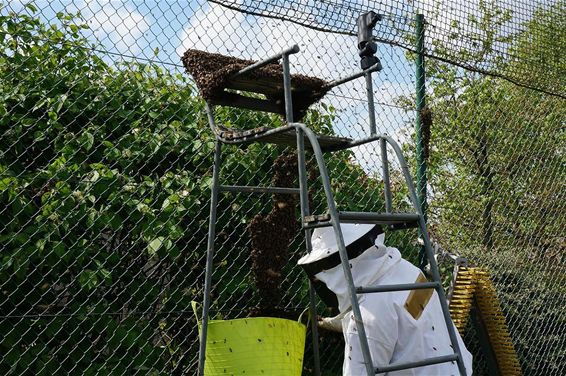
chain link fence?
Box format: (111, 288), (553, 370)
(1, 0), (564, 375)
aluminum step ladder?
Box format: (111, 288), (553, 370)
(195, 42), (467, 376)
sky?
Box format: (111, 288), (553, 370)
(5, 0), (542, 173)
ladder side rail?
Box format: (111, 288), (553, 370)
(205, 102), (220, 136)
(308, 280), (322, 376)
(198, 140), (223, 376)
(291, 122), (375, 376)
(380, 138), (393, 213)
(286, 56), (322, 376)
(418, 217), (467, 376)
(382, 135), (468, 376)
(296, 125), (321, 376)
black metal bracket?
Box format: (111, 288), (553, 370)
(357, 11), (382, 69)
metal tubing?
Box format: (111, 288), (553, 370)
(417, 215), (467, 376)
(309, 281), (322, 376)
(198, 141), (222, 376)
(295, 122), (320, 375)
(204, 102), (217, 135)
(218, 185), (300, 195)
(282, 53), (294, 122)
(338, 211), (419, 224)
(380, 138), (393, 213)
(376, 354), (459, 374)
(323, 62), (382, 90)
(357, 282), (438, 294)
(230, 44), (299, 78)
(302, 221), (334, 230)
(291, 122), (375, 376)
(415, 13), (427, 218)
(365, 72), (377, 135)
(323, 134), (382, 152)
(415, 13), (429, 270)
(382, 134), (467, 376)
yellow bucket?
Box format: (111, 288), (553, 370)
(193, 302), (307, 376)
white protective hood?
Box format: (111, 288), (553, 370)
(314, 233), (402, 312)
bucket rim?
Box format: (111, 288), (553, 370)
(207, 316), (307, 327)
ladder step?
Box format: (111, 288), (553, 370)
(303, 212), (420, 230)
(375, 354), (459, 374)
(357, 282), (439, 294)
(219, 185), (300, 194)
(216, 125), (351, 150)
(303, 213), (331, 224)
(339, 211), (420, 225)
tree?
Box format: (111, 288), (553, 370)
(0, 6), (409, 374)
(400, 1), (565, 374)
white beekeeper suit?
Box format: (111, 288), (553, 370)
(298, 224), (473, 375)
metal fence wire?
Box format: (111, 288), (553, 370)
(0, 0), (564, 375)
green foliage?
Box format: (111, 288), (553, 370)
(401, 2), (565, 374)
(0, 8), (395, 375)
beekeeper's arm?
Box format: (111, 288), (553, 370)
(342, 301), (399, 376)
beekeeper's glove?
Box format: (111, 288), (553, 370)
(317, 308), (351, 332)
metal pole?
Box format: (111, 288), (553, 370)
(415, 13), (429, 268)
(380, 138), (392, 213)
(365, 72), (377, 135)
(282, 52), (294, 122)
(415, 13), (427, 217)
(198, 141), (222, 376)
(296, 120), (321, 376)
(308, 281), (321, 376)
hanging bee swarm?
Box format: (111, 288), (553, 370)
(182, 49), (329, 120)
(247, 153), (300, 318)
(247, 152), (318, 318)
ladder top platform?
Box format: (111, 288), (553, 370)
(182, 49), (330, 120)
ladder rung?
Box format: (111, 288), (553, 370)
(357, 282), (439, 294)
(219, 185), (300, 194)
(375, 354), (459, 373)
(339, 211), (420, 225)
(302, 222), (334, 230)
(303, 212), (420, 228)
(303, 213), (331, 224)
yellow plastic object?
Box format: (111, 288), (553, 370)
(449, 266), (522, 375)
(192, 302), (307, 376)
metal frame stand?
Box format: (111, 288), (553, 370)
(197, 44), (467, 376)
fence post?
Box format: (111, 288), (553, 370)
(415, 13), (428, 268)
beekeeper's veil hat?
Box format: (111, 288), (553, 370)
(298, 223), (383, 276)
(298, 224), (384, 309)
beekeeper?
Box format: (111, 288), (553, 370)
(299, 224), (473, 375)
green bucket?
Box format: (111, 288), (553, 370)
(193, 302), (307, 376)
